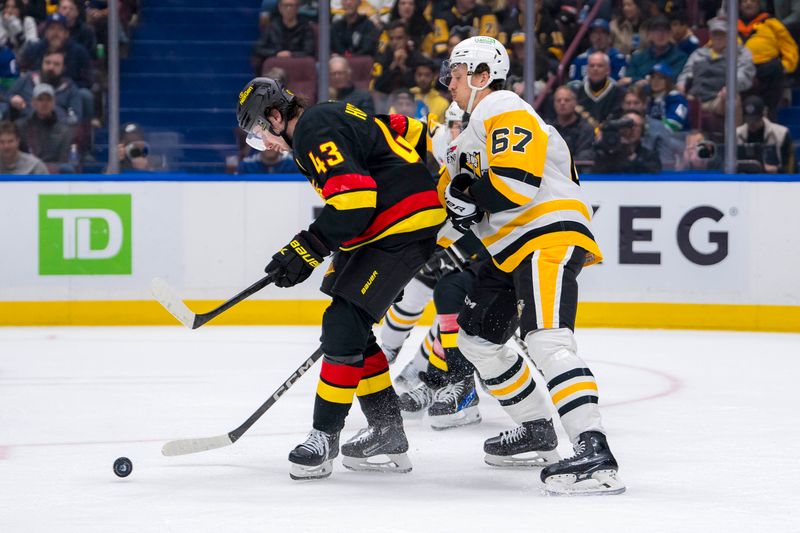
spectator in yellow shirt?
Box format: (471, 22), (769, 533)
(738, 0), (799, 117)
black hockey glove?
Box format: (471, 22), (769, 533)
(444, 173), (482, 233)
(265, 230), (330, 288)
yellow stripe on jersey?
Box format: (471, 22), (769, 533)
(493, 232), (603, 273)
(436, 165), (451, 207)
(355, 370), (392, 396)
(374, 119), (421, 164)
(482, 199), (593, 248)
(317, 380), (357, 404)
(551, 381), (598, 405)
(339, 208), (447, 251)
(537, 247), (571, 329)
(490, 365), (531, 397)
(326, 190), (377, 211)
(486, 168), (533, 206)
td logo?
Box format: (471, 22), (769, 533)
(39, 194), (132, 275)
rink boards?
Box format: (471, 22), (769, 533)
(1, 173), (798, 331)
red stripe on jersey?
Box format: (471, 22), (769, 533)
(341, 190), (442, 247)
(362, 351), (389, 377)
(321, 173), (377, 199)
(319, 360), (363, 387)
(388, 114), (408, 136)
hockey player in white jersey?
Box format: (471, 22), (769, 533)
(440, 36), (625, 495)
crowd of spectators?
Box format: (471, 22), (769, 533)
(249, 0), (800, 174)
(0, 0), (139, 174)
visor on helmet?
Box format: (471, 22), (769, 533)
(245, 118), (269, 151)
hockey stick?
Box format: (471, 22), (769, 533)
(151, 275), (273, 329)
(162, 346), (324, 456)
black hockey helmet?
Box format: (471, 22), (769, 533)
(236, 77), (295, 134)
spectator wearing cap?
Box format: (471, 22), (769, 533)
(58, 0), (97, 58)
(0, 0), (39, 51)
(611, 0), (645, 55)
(115, 122), (158, 173)
(329, 55), (375, 114)
(678, 17), (756, 124)
(646, 63), (689, 131)
(432, 0), (499, 58)
(568, 51), (625, 127)
(331, 0), (380, 57)
(20, 13), (92, 90)
(736, 95), (795, 173)
(569, 18), (628, 82)
(551, 85), (595, 163)
(253, 0), (315, 64)
(14, 82), (72, 168)
(669, 10), (700, 57)
(410, 59), (448, 122)
(371, 21), (427, 95)
(8, 49), (83, 123)
(738, 0), (799, 118)
(0, 119), (48, 174)
(626, 15), (688, 84)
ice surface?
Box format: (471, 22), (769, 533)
(1, 326), (798, 532)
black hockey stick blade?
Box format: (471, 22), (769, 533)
(151, 275), (273, 329)
(162, 347), (324, 456)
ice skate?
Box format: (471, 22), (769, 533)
(427, 375), (481, 430)
(483, 418), (560, 467)
(398, 381), (435, 418)
(288, 429), (339, 480)
(340, 424), (412, 473)
(541, 431), (625, 496)
(394, 359), (422, 391)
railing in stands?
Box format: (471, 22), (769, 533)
(534, 0), (606, 110)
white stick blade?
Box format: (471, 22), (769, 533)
(150, 277), (196, 328)
(161, 434), (234, 456)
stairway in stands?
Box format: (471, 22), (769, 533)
(119, 0), (259, 172)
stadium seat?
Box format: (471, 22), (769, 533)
(348, 55), (375, 90)
(261, 56), (318, 102)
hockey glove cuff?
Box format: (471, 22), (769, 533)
(444, 173), (482, 233)
(266, 230), (330, 288)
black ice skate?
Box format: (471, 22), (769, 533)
(540, 431), (625, 496)
(288, 429), (339, 480)
(483, 418), (560, 467)
(427, 375), (481, 430)
(398, 381), (435, 417)
(340, 424), (413, 473)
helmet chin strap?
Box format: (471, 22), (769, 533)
(465, 75), (490, 114)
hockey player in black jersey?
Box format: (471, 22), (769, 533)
(236, 78), (446, 480)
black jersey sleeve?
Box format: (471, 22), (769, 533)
(294, 106), (378, 250)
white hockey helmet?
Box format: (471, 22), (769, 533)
(440, 36), (510, 86)
(445, 101), (464, 124)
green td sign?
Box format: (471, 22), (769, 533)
(39, 194), (132, 275)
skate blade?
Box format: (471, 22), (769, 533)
(484, 449), (560, 468)
(543, 469), (626, 496)
(341, 453), (412, 474)
(289, 460), (333, 480)
(429, 406), (481, 430)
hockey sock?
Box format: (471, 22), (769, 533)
(380, 277), (433, 351)
(313, 355), (363, 433)
(437, 313), (477, 382)
(526, 328), (604, 443)
(356, 344), (402, 426)
(459, 332), (550, 424)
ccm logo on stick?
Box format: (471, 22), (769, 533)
(617, 205), (729, 266)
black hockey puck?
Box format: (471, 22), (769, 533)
(113, 457), (133, 478)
